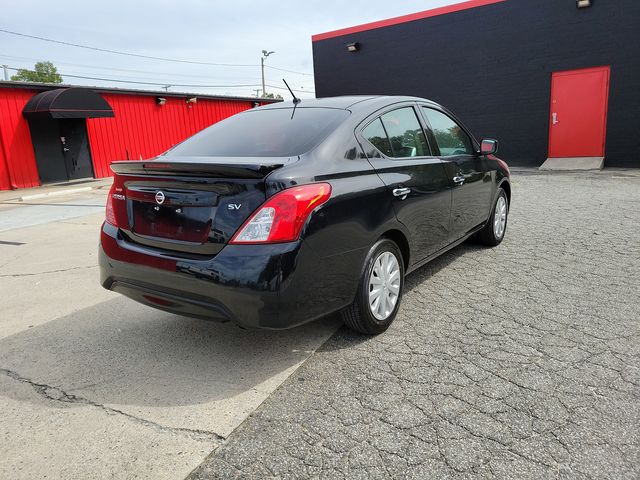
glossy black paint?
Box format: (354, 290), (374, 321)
(99, 96), (510, 329)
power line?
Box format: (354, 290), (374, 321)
(5, 66), (262, 88)
(0, 28), (314, 76)
(0, 53), (259, 80)
(0, 28), (255, 67)
(266, 65), (313, 76)
(51, 67), (261, 85)
(5, 65), (315, 93)
(266, 84), (315, 94)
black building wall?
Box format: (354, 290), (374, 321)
(312, 0), (640, 167)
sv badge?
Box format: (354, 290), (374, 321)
(227, 203), (242, 210)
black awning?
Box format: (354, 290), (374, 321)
(23, 87), (114, 119)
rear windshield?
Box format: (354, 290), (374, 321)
(165, 107), (350, 157)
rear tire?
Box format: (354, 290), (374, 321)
(476, 188), (508, 246)
(341, 238), (404, 335)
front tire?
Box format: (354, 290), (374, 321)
(341, 238), (404, 335)
(476, 188), (509, 246)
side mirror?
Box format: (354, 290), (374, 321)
(480, 138), (498, 156)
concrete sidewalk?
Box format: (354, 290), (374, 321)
(0, 178), (113, 203)
(0, 210), (340, 479)
(510, 166), (640, 177)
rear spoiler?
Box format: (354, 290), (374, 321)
(110, 158), (287, 179)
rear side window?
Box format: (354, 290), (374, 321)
(362, 118), (393, 157)
(165, 107), (350, 157)
(362, 107), (429, 158)
(422, 108), (473, 156)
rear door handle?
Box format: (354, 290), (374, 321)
(453, 175), (465, 185)
(392, 187), (411, 200)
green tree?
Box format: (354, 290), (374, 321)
(11, 61), (63, 84)
(262, 92), (283, 100)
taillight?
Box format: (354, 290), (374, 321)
(105, 176), (126, 227)
(230, 183), (332, 244)
(105, 183), (118, 226)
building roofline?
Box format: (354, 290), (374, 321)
(312, 0), (505, 42)
(0, 80), (282, 104)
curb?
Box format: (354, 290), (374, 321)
(18, 186), (95, 202)
(0, 179), (113, 203)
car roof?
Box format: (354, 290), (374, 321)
(259, 95), (442, 112)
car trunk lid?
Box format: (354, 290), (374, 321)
(109, 156), (289, 256)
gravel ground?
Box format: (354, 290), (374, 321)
(189, 171), (640, 480)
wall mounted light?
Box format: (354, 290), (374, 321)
(186, 97), (197, 104)
(346, 42), (360, 52)
(156, 97), (166, 106)
(576, 0), (592, 8)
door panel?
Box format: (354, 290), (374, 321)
(441, 157), (492, 238)
(369, 159), (452, 260)
(60, 119), (94, 180)
(420, 106), (492, 240)
(548, 66), (610, 158)
(359, 105), (451, 262)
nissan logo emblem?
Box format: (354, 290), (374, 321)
(155, 191), (165, 205)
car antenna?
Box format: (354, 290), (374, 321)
(282, 78), (301, 119)
(282, 79), (301, 104)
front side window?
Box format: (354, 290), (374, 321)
(362, 107), (429, 159)
(422, 108), (473, 156)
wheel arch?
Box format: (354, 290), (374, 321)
(380, 229), (410, 271)
(499, 179), (511, 206)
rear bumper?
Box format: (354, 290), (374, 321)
(99, 222), (364, 329)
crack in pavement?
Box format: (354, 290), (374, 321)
(0, 265), (98, 278)
(0, 368), (224, 444)
(186, 173), (640, 480)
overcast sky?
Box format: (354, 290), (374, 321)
(1, 0), (464, 100)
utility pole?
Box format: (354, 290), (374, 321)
(163, 85), (172, 92)
(260, 50), (274, 97)
(253, 88), (261, 97)
(2, 65), (8, 81)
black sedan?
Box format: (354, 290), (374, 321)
(99, 96), (510, 334)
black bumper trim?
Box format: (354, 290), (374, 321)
(108, 278), (234, 322)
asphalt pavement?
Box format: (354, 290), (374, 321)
(189, 171), (640, 479)
(1, 170), (639, 479)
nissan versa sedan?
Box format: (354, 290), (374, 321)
(99, 96), (510, 334)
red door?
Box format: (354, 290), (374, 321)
(548, 66), (610, 158)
